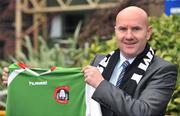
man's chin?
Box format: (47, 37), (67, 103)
(122, 49), (137, 58)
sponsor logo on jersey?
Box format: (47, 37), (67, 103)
(54, 86), (70, 104)
(29, 81), (48, 86)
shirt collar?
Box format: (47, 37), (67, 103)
(117, 52), (135, 68)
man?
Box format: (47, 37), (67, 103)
(82, 6), (177, 116)
(2, 6), (178, 116)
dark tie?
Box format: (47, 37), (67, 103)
(116, 60), (130, 87)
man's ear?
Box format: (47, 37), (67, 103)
(114, 26), (117, 30)
(146, 26), (153, 40)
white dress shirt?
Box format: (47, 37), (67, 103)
(109, 52), (135, 86)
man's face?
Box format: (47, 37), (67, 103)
(115, 12), (152, 58)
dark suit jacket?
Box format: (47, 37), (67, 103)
(91, 54), (178, 116)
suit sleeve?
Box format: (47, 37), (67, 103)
(92, 63), (178, 116)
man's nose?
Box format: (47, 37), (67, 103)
(125, 30), (134, 39)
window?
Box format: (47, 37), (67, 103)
(64, 14), (84, 37)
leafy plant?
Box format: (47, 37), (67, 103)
(167, 86), (180, 116)
(149, 14), (180, 115)
(82, 36), (117, 66)
(14, 21), (84, 68)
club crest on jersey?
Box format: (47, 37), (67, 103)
(54, 86), (70, 104)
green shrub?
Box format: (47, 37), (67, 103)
(149, 14), (180, 83)
(17, 36), (71, 68)
(14, 22), (84, 68)
(149, 14), (180, 115)
(167, 86), (180, 116)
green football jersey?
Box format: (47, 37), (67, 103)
(6, 63), (88, 116)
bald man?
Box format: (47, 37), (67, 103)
(83, 6), (177, 116)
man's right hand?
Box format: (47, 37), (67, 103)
(2, 67), (9, 85)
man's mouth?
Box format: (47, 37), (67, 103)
(123, 41), (137, 45)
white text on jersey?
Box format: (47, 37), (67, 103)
(29, 81), (48, 86)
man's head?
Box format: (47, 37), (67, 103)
(115, 6), (152, 58)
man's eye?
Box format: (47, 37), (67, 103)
(133, 27), (141, 31)
(118, 27), (127, 31)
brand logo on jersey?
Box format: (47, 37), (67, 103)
(29, 81), (48, 86)
(54, 86), (70, 104)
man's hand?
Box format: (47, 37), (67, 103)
(1, 67), (9, 85)
(82, 65), (104, 88)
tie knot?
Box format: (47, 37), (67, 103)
(122, 60), (130, 69)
